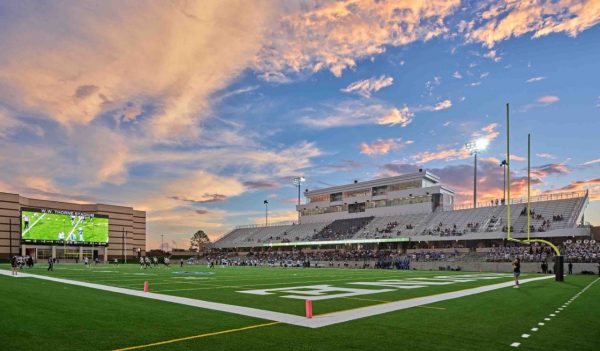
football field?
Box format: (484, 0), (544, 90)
(1, 264), (599, 350)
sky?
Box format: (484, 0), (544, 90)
(0, 0), (599, 250)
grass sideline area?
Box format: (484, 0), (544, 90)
(1, 264), (599, 350)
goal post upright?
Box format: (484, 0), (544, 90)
(506, 103), (521, 244)
(506, 103), (512, 241)
(520, 132), (563, 281)
(527, 133), (531, 242)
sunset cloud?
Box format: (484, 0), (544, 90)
(411, 123), (500, 164)
(379, 159), (543, 205)
(581, 158), (600, 166)
(545, 178), (600, 201)
(530, 163), (571, 178)
(0, 1), (277, 140)
(376, 107), (414, 126)
(526, 76), (546, 83)
(537, 153), (556, 159)
(538, 95), (560, 103)
(359, 139), (405, 156)
(521, 95), (560, 111)
(256, 0), (461, 78)
(341, 75), (394, 98)
(465, 0), (600, 48)
(298, 101), (413, 129)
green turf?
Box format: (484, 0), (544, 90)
(21, 210), (108, 243)
(0, 264), (598, 350)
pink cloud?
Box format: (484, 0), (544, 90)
(538, 95), (560, 103)
(359, 138), (405, 156)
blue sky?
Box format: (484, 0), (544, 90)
(0, 1), (598, 249)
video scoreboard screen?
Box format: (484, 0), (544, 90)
(21, 208), (109, 246)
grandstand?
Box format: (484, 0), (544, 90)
(215, 172), (590, 248)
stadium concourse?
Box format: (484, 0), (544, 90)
(212, 172), (595, 273)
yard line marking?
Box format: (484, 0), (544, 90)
(415, 305), (447, 310)
(112, 321), (280, 351)
(510, 342), (521, 347)
(509, 277), (599, 348)
(340, 296), (447, 310)
(0, 269), (551, 329)
(21, 213), (46, 236)
(341, 296), (392, 304)
(67, 217), (84, 240)
(152, 274), (428, 292)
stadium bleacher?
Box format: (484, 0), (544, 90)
(312, 217), (374, 241)
(214, 192), (588, 248)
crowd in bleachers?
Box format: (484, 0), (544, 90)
(562, 240), (599, 263)
(422, 222), (465, 236)
(204, 247), (463, 269)
(485, 240), (600, 263)
(514, 207), (566, 233)
(312, 217), (373, 241)
(486, 243), (554, 262)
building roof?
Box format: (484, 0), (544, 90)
(304, 171), (441, 196)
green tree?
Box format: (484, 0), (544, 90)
(190, 230), (210, 254)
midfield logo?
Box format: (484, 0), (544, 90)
(238, 274), (514, 300)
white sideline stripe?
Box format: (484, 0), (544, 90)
(21, 213), (46, 236)
(0, 270), (553, 329)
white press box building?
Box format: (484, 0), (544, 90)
(298, 171), (454, 223)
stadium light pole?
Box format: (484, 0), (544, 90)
(500, 159), (507, 205)
(263, 200), (268, 226)
(292, 176), (305, 223)
(9, 218), (12, 259)
(122, 227), (125, 263)
(464, 138), (490, 208)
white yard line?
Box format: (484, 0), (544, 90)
(21, 213), (46, 236)
(67, 217), (84, 240)
(509, 277), (599, 348)
(0, 269), (553, 328)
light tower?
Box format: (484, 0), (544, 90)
(292, 176), (305, 223)
(464, 138), (489, 208)
(263, 200), (269, 226)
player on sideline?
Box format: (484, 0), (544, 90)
(512, 257), (521, 288)
(47, 256), (54, 272)
(153, 257), (158, 267)
(139, 257), (144, 269)
(163, 257), (170, 268)
(11, 255), (18, 276)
